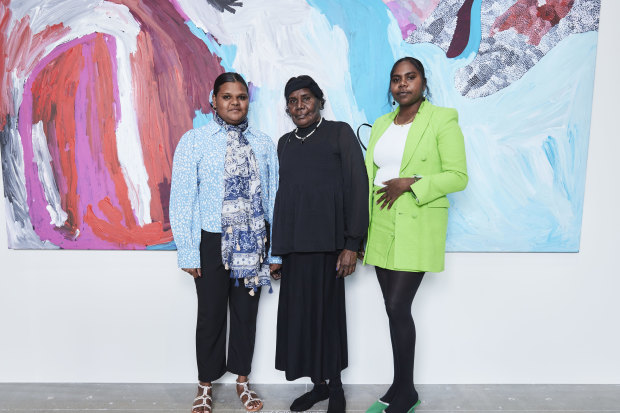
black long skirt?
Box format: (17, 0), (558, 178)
(275, 251), (348, 382)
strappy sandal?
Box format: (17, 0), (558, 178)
(192, 383), (212, 413)
(236, 380), (263, 412)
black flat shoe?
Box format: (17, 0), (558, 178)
(290, 383), (330, 411)
(327, 388), (346, 413)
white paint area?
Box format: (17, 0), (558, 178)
(179, 0), (366, 139)
(111, 33), (153, 226)
(0, 0), (619, 385)
(31, 121), (68, 227)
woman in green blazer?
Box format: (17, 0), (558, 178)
(363, 57), (468, 413)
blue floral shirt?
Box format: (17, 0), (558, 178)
(169, 120), (281, 268)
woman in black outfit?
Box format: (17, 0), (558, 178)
(271, 75), (368, 413)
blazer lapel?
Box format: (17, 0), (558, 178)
(400, 100), (432, 175)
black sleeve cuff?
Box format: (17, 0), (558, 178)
(344, 237), (363, 252)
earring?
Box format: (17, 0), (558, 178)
(392, 100), (396, 105)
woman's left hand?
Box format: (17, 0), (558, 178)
(336, 249), (357, 278)
(270, 263), (283, 280)
(376, 177), (420, 210)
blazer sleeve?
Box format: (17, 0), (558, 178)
(410, 108), (468, 205)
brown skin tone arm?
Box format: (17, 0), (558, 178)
(376, 177), (422, 210)
(182, 268), (202, 278)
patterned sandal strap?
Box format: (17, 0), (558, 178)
(237, 381), (262, 408)
(193, 384), (213, 412)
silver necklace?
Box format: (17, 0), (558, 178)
(294, 117), (323, 143)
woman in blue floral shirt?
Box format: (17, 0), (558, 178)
(170, 72), (281, 413)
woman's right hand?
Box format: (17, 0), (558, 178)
(182, 268), (202, 278)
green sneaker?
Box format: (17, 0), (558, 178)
(407, 399), (422, 413)
(366, 399), (388, 413)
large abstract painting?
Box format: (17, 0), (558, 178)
(0, 0), (600, 251)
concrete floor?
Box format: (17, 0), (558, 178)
(0, 384), (618, 412)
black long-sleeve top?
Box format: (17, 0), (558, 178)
(271, 119), (369, 255)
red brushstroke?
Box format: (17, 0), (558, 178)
(28, 33), (173, 247)
(447, 0), (474, 58)
(81, 34), (173, 246)
(84, 197), (167, 245)
(31, 43), (83, 237)
(110, 0), (224, 232)
(82, 34), (172, 246)
(89, 35), (136, 228)
(491, 0), (574, 46)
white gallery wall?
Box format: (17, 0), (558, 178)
(1, 1), (619, 384)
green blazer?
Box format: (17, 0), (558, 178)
(363, 100), (468, 272)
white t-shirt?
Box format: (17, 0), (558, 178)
(373, 122), (410, 187)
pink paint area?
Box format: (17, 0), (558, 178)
(385, 1), (417, 39)
(19, 33), (169, 249)
(19, 35), (93, 247)
(167, 0), (190, 21)
(11, 0), (224, 249)
(491, 0), (575, 46)
(383, 0), (440, 39)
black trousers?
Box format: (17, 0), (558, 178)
(195, 230), (262, 382)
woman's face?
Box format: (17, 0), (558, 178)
(287, 88), (321, 128)
(390, 61), (425, 107)
(213, 81), (249, 125)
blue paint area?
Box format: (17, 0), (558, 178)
(193, 110), (213, 129)
(304, 1), (596, 251)
(186, 21), (237, 71)
(181, 5), (595, 252)
(306, 0), (396, 123)
(147, 240), (177, 250)
(186, 22), (259, 129)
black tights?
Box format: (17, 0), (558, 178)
(376, 267), (424, 413)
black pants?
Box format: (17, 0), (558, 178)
(195, 230), (262, 382)
(376, 267), (425, 411)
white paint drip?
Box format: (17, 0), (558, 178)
(31, 121), (68, 227)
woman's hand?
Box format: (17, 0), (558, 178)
(182, 268), (201, 278)
(270, 263), (283, 280)
(376, 177), (420, 210)
(336, 249), (357, 278)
